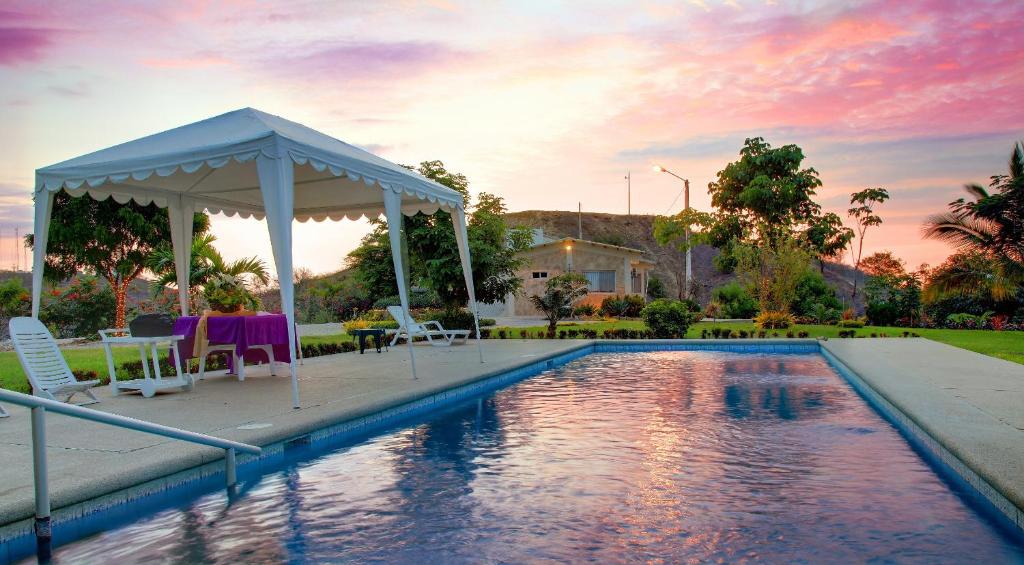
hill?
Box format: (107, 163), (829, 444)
(505, 210), (862, 307)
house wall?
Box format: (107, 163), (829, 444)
(511, 244), (649, 316)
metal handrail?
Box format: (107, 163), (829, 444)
(0, 388), (261, 552)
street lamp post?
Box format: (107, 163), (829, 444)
(654, 165), (691, 298)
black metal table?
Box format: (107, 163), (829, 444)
(351, 328), (388, 354)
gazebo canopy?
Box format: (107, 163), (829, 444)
(31, 108), (483, 408)
(35, 107), (463, 220)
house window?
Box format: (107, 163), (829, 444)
(583, 270), (616, 292)
(532, 271), (548, 279)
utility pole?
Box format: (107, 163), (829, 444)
(15, 227), (19, 271)
(625, 171), (631, 215)
(684, 179), (691, 297)
(577, 202), (583, 239)
(654, 165), (693, 298)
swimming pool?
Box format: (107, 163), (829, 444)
(11, 350), (1024, 563)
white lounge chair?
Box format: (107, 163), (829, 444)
(9, 317), (100, 405)
(0, 404), (8, 418)
(386, 306), (470, 347)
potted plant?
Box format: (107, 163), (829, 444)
(203, 274), (259, 314)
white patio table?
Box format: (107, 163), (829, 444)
(99, 329), (194, 398)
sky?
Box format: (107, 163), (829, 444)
(0, 0), (1021, 276)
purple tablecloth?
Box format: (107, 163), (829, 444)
(172, 314), (293, 365)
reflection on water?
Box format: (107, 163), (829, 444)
(35, 352), (1024, 564)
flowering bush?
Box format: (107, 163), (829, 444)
(40, 276), (116, 338)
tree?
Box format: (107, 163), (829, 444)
(148, 233), (269, 313)
(652, 207), (715, 297)
(706, 137), (825, 248)
(529, 273), (589, 333)
(859, 251), (906, 278)
(733, 237), (812, 313)
(347, 160), (532, 312)
(804, 212), (854, 272)
(847, 187), (890, 304)
(656, 138), (846, 280)
(27, 192), (209, 328)
(923, 141), (1024, 301)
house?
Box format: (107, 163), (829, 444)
(497, 230), (655, 316)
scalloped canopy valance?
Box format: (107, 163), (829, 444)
(34, 107), (465, 221)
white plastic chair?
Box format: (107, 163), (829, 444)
(0, 404), (8, 418)
(386, 306), (469, 347)
(9, 317), (100, 405)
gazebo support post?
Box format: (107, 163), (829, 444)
(167, 196), (195, 317)
(257, 155), (301, 408)
(30, 187), (54, 318)
(451, 209), (484, 363)
(383, 191), (418, 379)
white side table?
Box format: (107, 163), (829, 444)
(99, 329), (195, 398)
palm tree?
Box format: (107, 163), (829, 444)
(529, 273), (589, 333)
(923, 141), (1024, 300)
(148, 234), (270, 311)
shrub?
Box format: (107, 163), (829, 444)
(797, 331), (809, 338)
(808, 302), (841, 325)
(573, 304), (597, 317)
(866, 301), (900, 326)
(792, 270), (842, 317)
(600, 295), (646, 318)
(343, 319), (399, 333)
(40, 276), (116, 338)
(640, 299), (700, 338)
(372, 290), (441, 310)
(435, 309), (477, 333)
(837, 319), (865, 328)
(646, 275), (667, 300)
(755, 311), (794, 329)
(710, 283), (759, 319)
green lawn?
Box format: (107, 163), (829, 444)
(2, 323), (1020, 394)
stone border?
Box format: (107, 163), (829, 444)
(3, 338), (1020, 561)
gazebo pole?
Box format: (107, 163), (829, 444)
(167, 196), (194, 317)
(30, 186), (54, 319)
(257, 155), (301, 408)
(383, 191), (418, 379)
(451, 209), (484, 363)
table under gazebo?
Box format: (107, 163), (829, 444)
(31, 108), (484, 408)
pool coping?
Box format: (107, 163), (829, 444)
(2, 338), (1021, 558)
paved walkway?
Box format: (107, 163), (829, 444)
(0, 338), (1021, 537)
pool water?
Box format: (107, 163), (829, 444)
(27, 352), (1024, 563)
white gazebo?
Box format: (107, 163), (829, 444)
(31, 108), (483, 408)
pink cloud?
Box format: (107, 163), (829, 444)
(0, 9), (55, 65)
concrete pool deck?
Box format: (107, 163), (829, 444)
(0, 338), (1021, 539)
